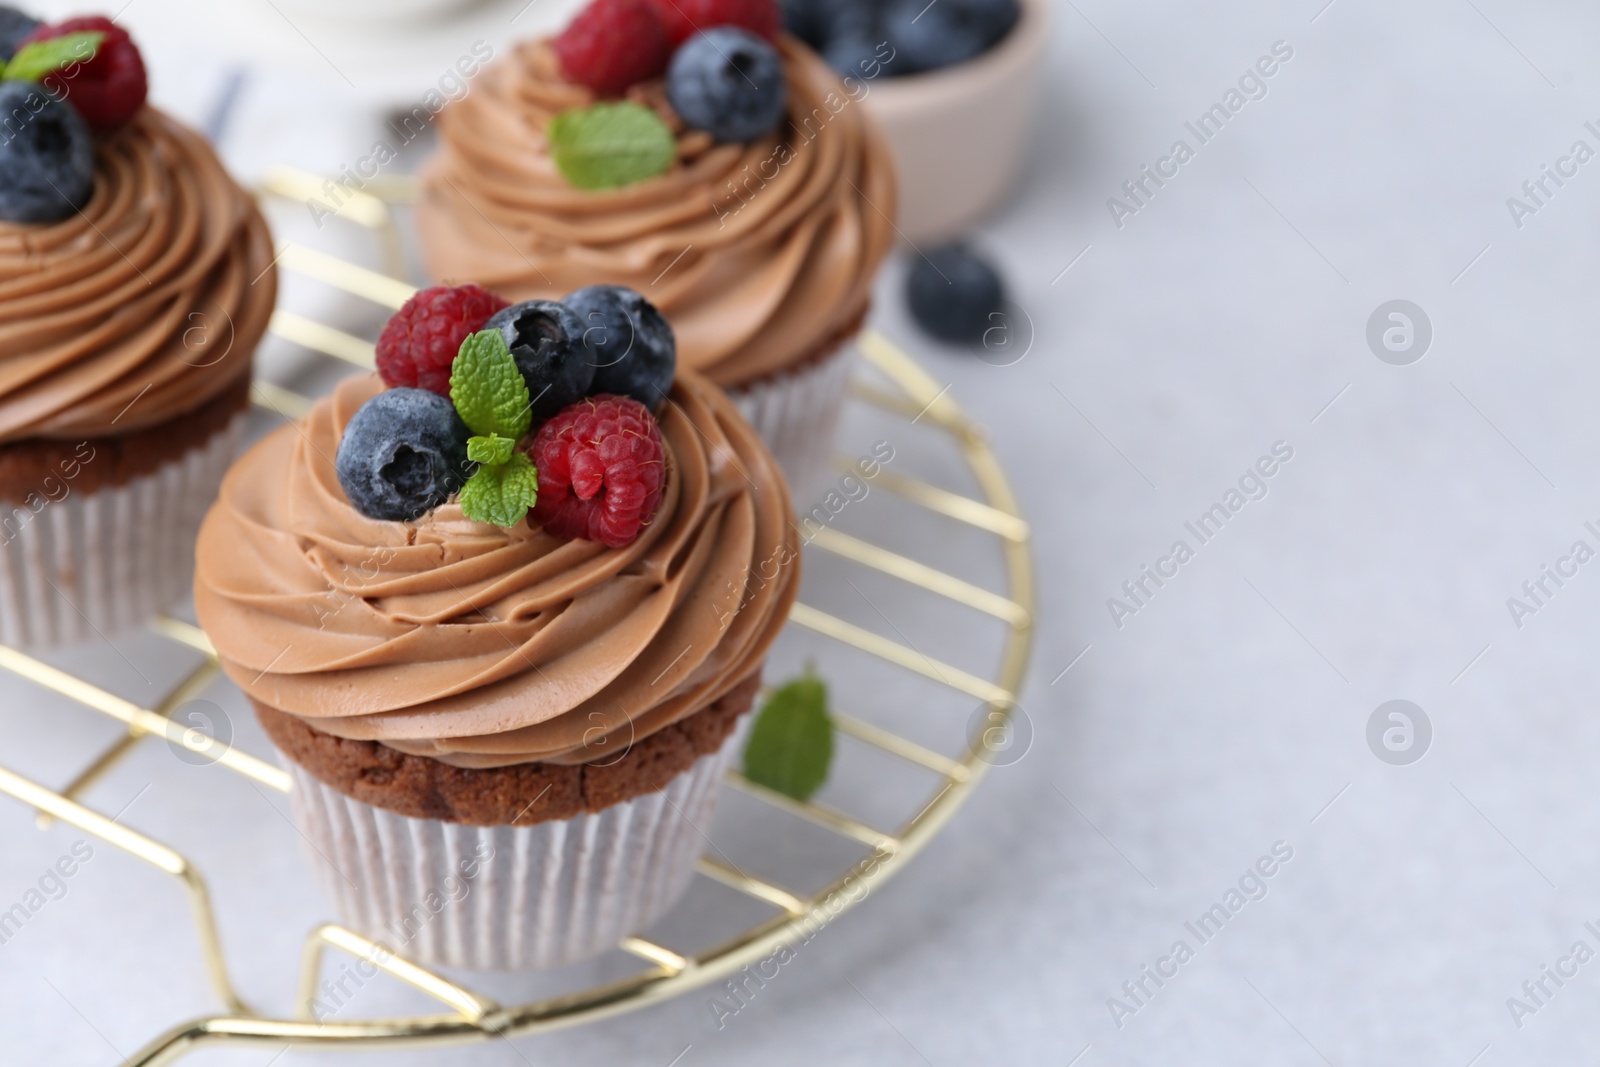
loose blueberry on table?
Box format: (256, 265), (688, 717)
(906, 244), (1008, 347)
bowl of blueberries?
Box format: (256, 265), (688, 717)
(784, 0), (1049, 243)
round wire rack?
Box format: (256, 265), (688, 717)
(0, 174), (1034, 1066)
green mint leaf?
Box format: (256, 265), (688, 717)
(548, 102), (676, 191)
(3, 32), (104, 83)
(450, 329), (531, 440)
(467, 433), (515, 466)
(459, 452), (539, 527)
(742, 673), (833, 802)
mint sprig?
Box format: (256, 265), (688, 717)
(466, 433), (516, 466)
(459, 452), (538, 528)
(449, 329), (538, 526)
(742, 672), (834, 802)
(451, 329), (531, 440)
(1, 32), (104, 84)
(548, 102), (676, 191)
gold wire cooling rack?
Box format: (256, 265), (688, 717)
(0, 171), (1035, 1066)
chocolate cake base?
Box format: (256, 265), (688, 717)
(255, 671), (762, 828)
(0, 374), (253, 505)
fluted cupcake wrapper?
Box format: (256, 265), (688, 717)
(283, 736), (737, 972)
(729, 338), (858, 502)
(0, 413), (247, 649)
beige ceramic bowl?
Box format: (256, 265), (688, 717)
(862, 0), (1051, 243)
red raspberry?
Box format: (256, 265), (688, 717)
(376, 284), (509, 396)
(24, 16), (148, 133)
(532, 396), (667, 548)
(554, 0), (672, 96)
(645, 0), (779, 46)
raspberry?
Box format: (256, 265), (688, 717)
(24, 16), (147, 133)
(646, 0), (780, 46)
(554, 0), (672, 96)
(531, 395), (667, 547)
(376, 284), (509, 396)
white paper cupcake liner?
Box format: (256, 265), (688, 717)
(0, 412), (247, 649)
(284, 735), (738, 972)
(729, 337), (858, 501)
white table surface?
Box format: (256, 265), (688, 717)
(6, 0), (1600, 1064)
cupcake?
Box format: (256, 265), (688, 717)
(194, 284), (798, 969)
(415, 0), (896, 493)
(0, 12), (276, 646)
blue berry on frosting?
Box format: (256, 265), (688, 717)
(336, 388), (471, 521)
(666, 28), (787, 143)
(565, 285), (676, 411)
(484, 300), (596, 421)
(0, 5), (40, 62)
(0, 82), (94, 223)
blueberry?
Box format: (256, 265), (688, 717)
(0, 82), (94, 224)
(484, 300), (595, 420)
(667, 28), (788, 143)
(336, 388), (472, 522)
(882, 0), (1019, 74)
(781, 0), (832, 49)
(564, 285), (676, 410)
(906, 244), (1006, 346)
(0, 6), (40, 62)
(811, 1), (894, 78)
(777, 0), (819, 47)
(823, 34), (885, 79)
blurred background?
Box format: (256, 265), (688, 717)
(6, 0), (1600, 1064)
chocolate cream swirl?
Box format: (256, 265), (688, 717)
(194, 371), (799, 768)
(0, 108), (276, 443)
(416, 37), (896, 390)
